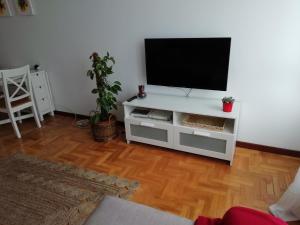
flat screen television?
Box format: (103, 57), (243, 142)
(145, 38), (231, 91)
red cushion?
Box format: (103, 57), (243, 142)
(221, 207), (287, 225)
(195, 207), (287, 225)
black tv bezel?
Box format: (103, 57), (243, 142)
(144, 37), (231, 91)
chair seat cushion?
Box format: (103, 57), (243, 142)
(84, 196), (193, 225)
(0, 97), (31, 108)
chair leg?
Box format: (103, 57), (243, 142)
(7, 111), (21, 138)
(32, 105), (41, 128)
(17, 111), (22, 124)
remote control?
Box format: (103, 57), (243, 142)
(127, 95), (137, 102)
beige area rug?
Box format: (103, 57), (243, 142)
(0, 153), (139, 225)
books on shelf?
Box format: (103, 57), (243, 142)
(131, 108), (172, 121)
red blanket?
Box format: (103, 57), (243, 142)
(195, 207), (287, 225)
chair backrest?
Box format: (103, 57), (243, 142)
(0, 65), (33, 109)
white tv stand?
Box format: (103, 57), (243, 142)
(123, 93), (240, 165)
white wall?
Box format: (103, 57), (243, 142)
(0, 0), (300, 151)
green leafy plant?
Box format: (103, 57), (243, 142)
(18, 0), (29, 11)
(222, 96), (235, 103)
(87, 52), (122, 124)
(0, 0), (7, 13)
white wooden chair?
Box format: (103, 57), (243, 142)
(0, 65), (41, 138)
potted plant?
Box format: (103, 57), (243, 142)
(87, 52), (122, 141)
(222, 97), (235, 112)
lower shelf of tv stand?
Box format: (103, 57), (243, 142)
(125, 118), (174, 149)
(125, 117), (235, 165)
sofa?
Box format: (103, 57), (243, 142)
(85, 195), (288, 225)
(84, 196), (193, 225)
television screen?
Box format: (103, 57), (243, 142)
(145, 38), (231, 91)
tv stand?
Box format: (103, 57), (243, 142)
(123, 93), (240, 165)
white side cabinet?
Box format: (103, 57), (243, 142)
(31, 71), (55, 121)
(123, 93), (240, 165)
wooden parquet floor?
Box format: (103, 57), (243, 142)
(0, 115), (300, 221)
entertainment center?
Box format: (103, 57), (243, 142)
(123, 93), (240, 165)
(124, 37), (239, 165)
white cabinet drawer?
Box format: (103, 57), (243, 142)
(37, 96), (51, 112)
(174, 126), (234, 161)
(31, 71), (45, 86)
(125, 118), (173, 148)
(33, 84), (48, 98)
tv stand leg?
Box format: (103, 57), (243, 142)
(127, 140), (131, 144)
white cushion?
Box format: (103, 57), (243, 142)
(270, 168), (300, 221)
(84, 196), (193, 225)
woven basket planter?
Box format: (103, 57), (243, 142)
(91, 115), (117, 142)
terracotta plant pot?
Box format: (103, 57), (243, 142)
(223, 102), (233, 112)
(91, 115), (117, 142)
